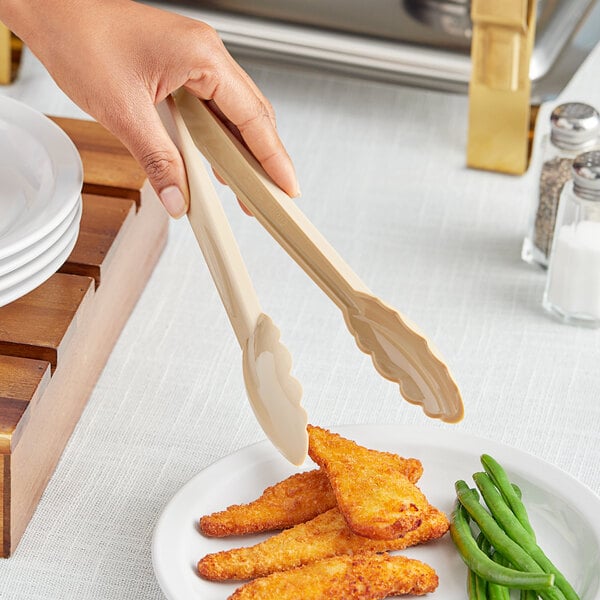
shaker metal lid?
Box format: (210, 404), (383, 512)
(573, 150), (600, 200)
(550, 103), (600, 150)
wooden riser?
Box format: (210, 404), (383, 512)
(0, 117), (169, 556)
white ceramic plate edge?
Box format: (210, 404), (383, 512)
(0, 212), (81, 307)
(0, 198), (81, 292)
(0, 199), (81, 277)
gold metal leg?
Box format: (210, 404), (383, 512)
(0, 22), (23, 85)
(466, 0), (538, 175)
(0, 23), (10, 84)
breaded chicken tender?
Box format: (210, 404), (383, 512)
(307, 425), (430, 539)
(200, 459), (423, 537)
(227, 553), (439, 600)
(200, 470), (334, 537)
(197, 505), (448, 581)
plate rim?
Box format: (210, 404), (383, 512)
(0, 96), (83, 259)
(0, 198), (81, 292)
(0, 207), (81, 308)
(151, 424), (600, 600)
(0, 199), (81, 278)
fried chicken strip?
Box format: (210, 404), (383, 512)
(307, 425), (430, 539)
(227, 553), (439, 600)
(197, 505), (448, 581)
(200, 470), (333, 537)
(200, 459), (423, 537)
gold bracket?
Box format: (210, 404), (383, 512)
(0, 22), (23, 85)
(466, 0), (538, 175)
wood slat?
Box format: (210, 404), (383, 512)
(0, 356), (47, 557)
(49, 117), (147, 204)
(59, 194), (136, 287)
(1, 454), (7, 557)
(0, 356), (50, 454)
(0, 273), (94, 371)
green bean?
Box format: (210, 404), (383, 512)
(450, 499), (554, 590)
(476, 573), (488, 599)
(521, 591), (539, 600)
(488, 576), (511, 599)
(468, 567), (487, 600)
(455, 481), (562, 600)
(471, 534), (492, 599)
(479, 535), (510, 600)
(481, 454), (535, 539)
(468, 568), (477, 600)
(473, 472), (579, 600)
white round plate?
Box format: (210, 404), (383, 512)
(0, 204), (81, 307)
(0, 199), (80, 277)
(0, 198), (81, 292)
(152, 425), (600, 600)
(0, 96), (82, 259)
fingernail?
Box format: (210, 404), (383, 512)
(160, 185), (187, 218)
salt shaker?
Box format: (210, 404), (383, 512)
(522, 103), (600, 268)
(543, 151), (600, 327)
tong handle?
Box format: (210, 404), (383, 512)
(161, 95), (262, 346)
(173, 89), (370, 312)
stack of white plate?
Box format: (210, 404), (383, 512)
(0, 96), (83, 308)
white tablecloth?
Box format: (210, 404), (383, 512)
(1, 13), (599, 598)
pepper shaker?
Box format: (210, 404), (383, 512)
(543, 151), (600, 327)
(522, 103), (600, 268)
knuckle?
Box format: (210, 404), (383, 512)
(186, 67), (222, 100)
(198, 69), (221, 93)
(202, 24), (221, 46)
(238, 103), (271, 132)
(141, 150), (175, 181)
(189, 21), (223, 53)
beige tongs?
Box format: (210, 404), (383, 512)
(160, 95), (308, 465)
(174, 89), (464, 423)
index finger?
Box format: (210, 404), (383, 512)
(184, 50), (299, 198)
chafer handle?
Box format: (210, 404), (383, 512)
(466, 0), (538, 175)
(0, 22), (22, 85)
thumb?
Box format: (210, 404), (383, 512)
(107, 98), (189, 218)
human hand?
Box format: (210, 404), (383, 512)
(1, 0), (299, 217)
